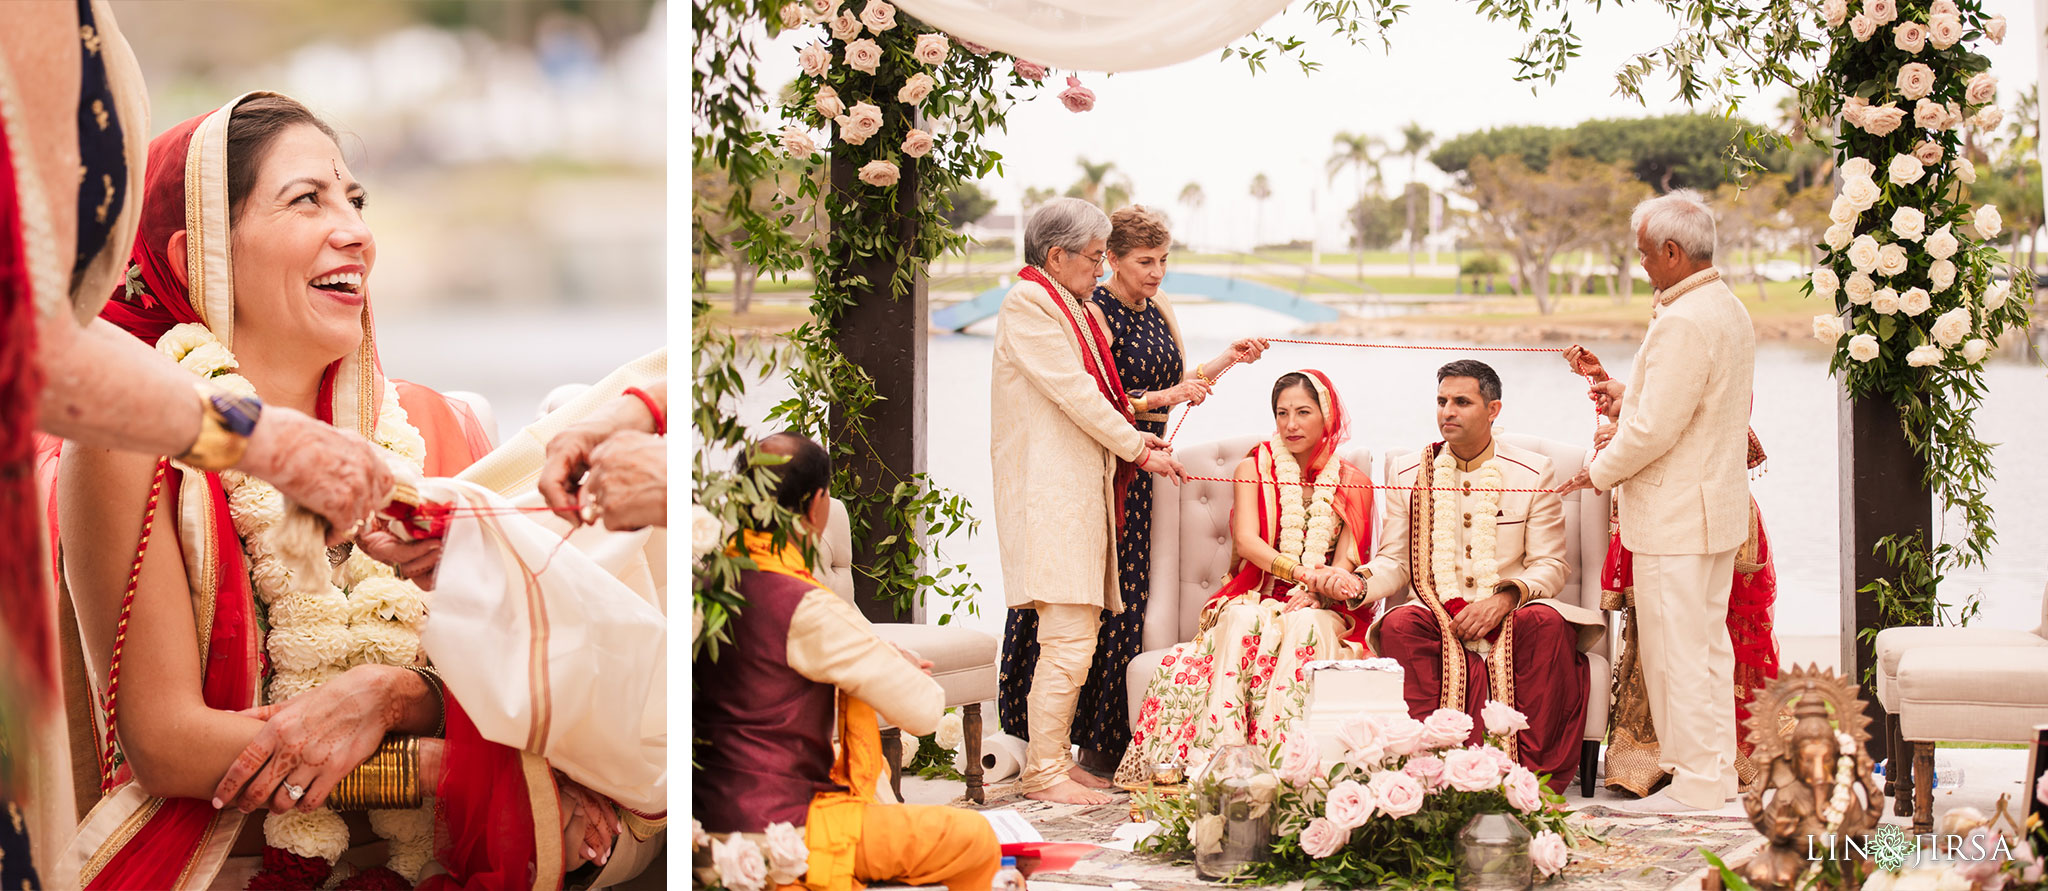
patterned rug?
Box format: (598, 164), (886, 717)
(958, 787), (1764, 890)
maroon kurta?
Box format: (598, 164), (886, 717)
(1378, 604), (1589, 791)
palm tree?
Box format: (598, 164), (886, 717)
(1249, 173), (1272, 253)
(1069, 157), (1131, 209)
(1396, 122), (1435, 276)
(1179, 181), (1205, 249)
(1326, 131), (1385, 279)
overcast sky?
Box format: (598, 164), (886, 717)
(752, 1), (2042, 251)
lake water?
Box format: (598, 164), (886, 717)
(734, 301), (2048, 642)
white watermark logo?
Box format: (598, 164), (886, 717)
(1808, 824), (2013, 871)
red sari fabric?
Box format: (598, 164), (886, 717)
(58, 98), (544, 890)
(0, 91), (54, 734)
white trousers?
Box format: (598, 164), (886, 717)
(1632, 548), (1740, 808)
(1018, 602), (1102, 793)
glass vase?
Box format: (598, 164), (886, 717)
(1456, 812), (1533, 890)
(1188, 744), (1277, 880)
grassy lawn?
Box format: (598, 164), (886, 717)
(1386, 279), (1826, 329)
(698, 303), (810, 332)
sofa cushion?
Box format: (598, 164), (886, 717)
(870, 623), (1000, 707)
(1897, 646), (2048, 743)
(1873, 626), (2046, 708)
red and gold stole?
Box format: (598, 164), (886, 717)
(1405, 443), (1520, 758)
(1017, 266), (1140, 528)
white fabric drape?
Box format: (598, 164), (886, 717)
(889, 0), (1291, 72)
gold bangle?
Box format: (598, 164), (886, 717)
(405, 665), (447, 738)
(175, 383), (250, 471)
(1270, 555), (1297, 584)
(328, 737), (425, 810)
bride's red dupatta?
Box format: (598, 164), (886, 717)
(57, 94), (551, 891)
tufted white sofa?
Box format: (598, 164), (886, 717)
(1125, 433), (1614, 795)
(817, 500), (999, 803)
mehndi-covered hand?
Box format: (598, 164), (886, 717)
(241, 408), (397, 547)
(557, 772), (623, 870)
(584, 430), (666, 531)
(1562, 345), (1609, 382)
(356, 526), (444, 590)
(215, 665), (415, 814)
(1450, 591), (1515, 640)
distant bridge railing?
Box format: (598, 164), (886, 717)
(931, 269), (1351, 331)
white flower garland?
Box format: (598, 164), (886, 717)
(155, 323), (436, 879)
(1270, 437), (1341, 576)
(1430, 450), (1504, 652)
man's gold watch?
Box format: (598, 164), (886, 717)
(175, 383), (264, 471)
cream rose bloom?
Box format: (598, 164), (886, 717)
(858, 0), (896, 33)
(1963, 339), (1990, 363)
(1829, 195), (1860, 226)
(780, 126), (818, 160)
(1975, 204), (2002, 239)
(1891, 206), (1926, 241)
(1927, 14), (1962, 49)
(1814, 314), (1847, 343)
(1847, 235), (1883, 273)
(1841, 175), (1880, 211)
(1899, 286), (1932, 316)
(814, 85), (846, 119)
(1825, 221), (1855, 251)
(797, 43), (830, 77)
(778, 3), (803, 28)
(179, 341), (238, 377)
(829, 11), (862, 42)
(1952, 156), (1977, 184)
(806, 0), (841, 21)
(1841, 156), (1876, 181)
(1861, 101), (1906, 137)
(713, 834), (770, 891)
(764, 822), (810, 885)
(1893, 21), (1927, 53)
(155, 323), (215, 362)
(1868, 0), (1897, 23)
(1976, 105), (2005, 132)
(1906, 344), (1944, 367)
(1925, 224), (1959, 260)
(1871, 288), (1901, 315)
(1849, 13), (1877, 41)
(1821, 0), (1847, 27)
(1877, 244), (1910, 277)
(1914, 98), (1949, 130)
(1966, 72), (1999, 106)
(1896, 62), (1935, 100)
(844, 37), (883, 74)
(913, 33), (950, 65)
(897, 72), (935, 105)
(1888, 153), (1925, 186)
(835, 101), (882, 144)
(858, 159), (901, 187)
(1913, 139), (1943, 168)
(900, 128), (934, 158)
(1932, 306), (1973, 347)
(1929, 259), (1956, 292)
(1988, 13), (2008, 43)
(1930, 0), (1958, 15)
(1848, 333), (1882, 362)
(1985, 280), (2010, 312)
(1812, 267), (1840, 300)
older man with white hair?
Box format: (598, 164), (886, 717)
(1559, 189), (1755, 812)
(991, 197), (1184, 804)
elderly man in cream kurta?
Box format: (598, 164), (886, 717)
(992, 198), (1180, 805)
(1351, 361), (1605, 791)
(1561, 189), (1755, 812)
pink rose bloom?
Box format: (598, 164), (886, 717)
(1277, 732), (1324, 786)
(1849, 13), (1877, 42)
(1480, 700), (1529, 735)
(1966, 72), (1999, 106)
(1930, 0), (1958, 15)
(1821, 0), (1846, 28)
(1530, 829), (1568, 878)
(779, 4), (804, 29)
(1298, 817), (1349, 859)
(1324, 779), (1377, 830)
(1868, 0), (1896, 24)
(780, 126), (818, 159)
(858, 159), (901, 187)
(1927, 14), (1962, 49)
(1893, 20), (1926, 54)
(1896, 63), (1935, 101)
(1368, 769), (1428, 818)
(1013, 59), (1047, 81)
(1337, 714), (1389, 766)
(859, 0), (896, 33)
(2038, 770), (2048, 808)
(1382, 716), (1428, 756)
(899, 128), (934, 159)
(897, 73), (935, 106)
(1481, 744), (1518, 777)
(1976, 105), (2005, 131)
(913, 33), (950, 66)
(1442, 748), (1503, 792)
(1423, 708), (1475, 749)
(797, 43), (831, 78)
(1861, 102), (1906, 137)
(712, 834), (769, 891)
(958, 38), (991, 56)
(1988, 13), (2008, 43)
(1913, 139), (1944, 167)
(806, 0), (841, 20)
(1913, 98), (1948, 130)
(844, 38), (883, 74)
(814, 85), (846, 119)
(1058, 75), (1096, 113)
(1954, 829), (2007, 885)
(1502, 765), (1544, 813)
(1404, 753), (1447, 790)
(835, 100), (883, 144)
(830, 11), (863, 42)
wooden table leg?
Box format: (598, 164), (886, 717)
(964, 702), (985, 804)
(1893, 731), (1915, 818)
(1882, 712), (1899, 801)
(1911, 741), (1935, 835)
(880, 727), (904, 801)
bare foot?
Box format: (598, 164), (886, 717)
(1068, 765), (1115, 790)
(1024, 779), (1113, 805)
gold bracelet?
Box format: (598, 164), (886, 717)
(328, 737), (424, 810)
(174, 383), (251, 471)
(1270, 555), (1297, 584)
(405, 665), (447, 738)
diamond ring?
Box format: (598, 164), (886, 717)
(285, 783), (306, 802)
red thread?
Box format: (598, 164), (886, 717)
(1181, 473), (1567, 494)
(622, 386), (666, 436)
(101, 458), (168, 791)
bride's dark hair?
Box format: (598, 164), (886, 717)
(225, 94), (340, 224)
(1270, 371), (1314, 410)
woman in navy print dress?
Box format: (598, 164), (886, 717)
(998, 205), (1268, 782)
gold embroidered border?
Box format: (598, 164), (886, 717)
(522, 752), (563, 891)
(1407, 444), (1466, 713)
(78, 795), (162, 885)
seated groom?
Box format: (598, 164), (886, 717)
(694, 432), (999, 890)
(1347, 360), (1606, 791)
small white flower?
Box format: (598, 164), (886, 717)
(154, 323), (216, 363)
(934, 710), (965, 751)
(1841, 157), (1876, 181)
(1876, 244), (1910, 277)
(1906, 344), (1944, 367)
(764, 821), (810, 885)
(694, 819), (712, 850)
(265, 809), (351, 862)
(1963, 339), (1990, 363)
(1952, 157), (1977, 184)
(1848, 333), (1881, 362)
(1841, 176), (1881, 212)
(1929, 259), (1956, 293)
(1974, 204), (2003, 240)
(1985, 280), (2011, 312)
(693, 504), (724, 559)
(1824, 221), (1854, 251)
(712, 833), (770, 891)
(1829, 195), (1860, 226)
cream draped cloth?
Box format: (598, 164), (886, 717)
(417, 349), (668, 817)
(890, 0), (1289, 71)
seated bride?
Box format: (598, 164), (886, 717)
(52, 93), (632, 889)
(1117, 370), (1377, 784)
